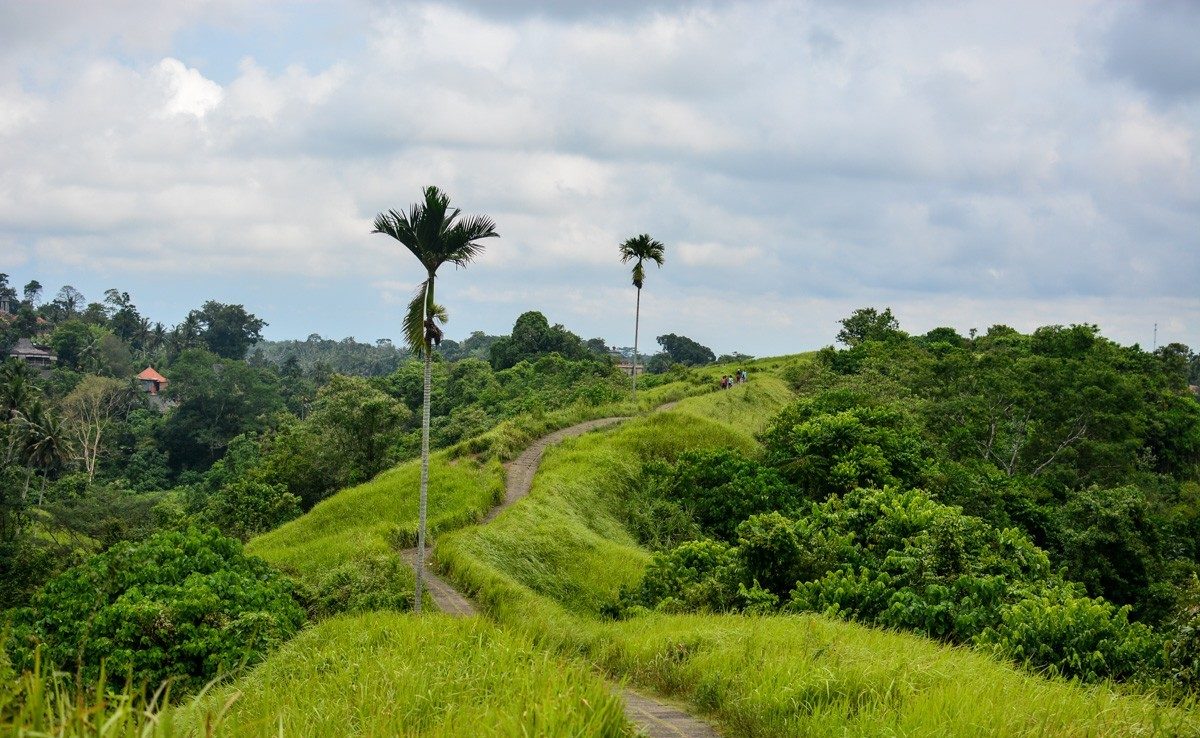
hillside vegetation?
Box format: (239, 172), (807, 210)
(7, 309), (1200, 736)
(436, 366), (1200, 735)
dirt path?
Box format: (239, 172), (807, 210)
(404, 403), (719, 737)
(490, 416), (627, 523)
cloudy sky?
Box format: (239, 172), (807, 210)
(1, 0), (1197, 355)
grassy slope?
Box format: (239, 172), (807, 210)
(184, 613), (628, 737)
(246, 374), (704, 586)
(247, 453), (504, 585)
(438, 372), (1200, 736)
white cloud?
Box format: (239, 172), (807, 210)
(0, 0), (1197, 354)
(153, 58), (224, 118)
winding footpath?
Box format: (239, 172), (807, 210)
(402, 407), (720, 738)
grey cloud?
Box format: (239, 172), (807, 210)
(1103, 1), (1200, 101)
(398, 0), (717, 21)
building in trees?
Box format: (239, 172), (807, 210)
(137, 366), (169, 395)
(7, 337), (56, 369)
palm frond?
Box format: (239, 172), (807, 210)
(402, 280), (449, 356)
(618, 234), (666, 266)
(372, 209), (422, 262)
(403, 282), (430, 355)
(444, 214), (499, 267)
(619, 234), (665, 288)
(373, 186), (496, 274)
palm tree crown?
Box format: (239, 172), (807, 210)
(372, 186), (498, 355)
(619, 234), (665, 290)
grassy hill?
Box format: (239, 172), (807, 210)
(195, 358), (1199, 735)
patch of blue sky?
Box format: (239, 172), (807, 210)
(172, 3), (361, 84)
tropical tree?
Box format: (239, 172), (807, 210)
(14, 399), (70, 504)
(618, 234), (665, 399)
(372, 186), (498, 612)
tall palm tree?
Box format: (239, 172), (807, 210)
(618, 234), (665, 400)
(372, 186), (498, 613)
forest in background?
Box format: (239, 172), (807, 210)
(0, 272), (728, 615)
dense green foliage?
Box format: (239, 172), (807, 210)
(620, 313), (1200, 689)
(437, 386), (1200, 735)
(488, 310), (600, 370)
(5, 528), (304, 692)
(253, 334), (410, 377)
(655, 333), (716, 367)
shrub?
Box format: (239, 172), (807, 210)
(301, 555), (414, 619)
(205, 478), (301, 540)
(6, 528), (304, 692)
(631, 539), (745, 613)
(975, 586), (1163, 682)
(761, 392), (932, 498)
(661, 449), (797, 541)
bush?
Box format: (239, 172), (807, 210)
(6, 528), (304, 692)
(631, 539), (745, 613)
(975, 586), (1163, 682)
(300, 555), (414, 619)
(761, 391), (932, 498)
(205, 478), (302, 540)
(659, 449), (797, 541)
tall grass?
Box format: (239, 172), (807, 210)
(0, 648), (190, 738)
(247, 453), (504, 585)
(182, 612), (630, 737)
(437, 385), (1200, 735)
(2, 617), (633, 738)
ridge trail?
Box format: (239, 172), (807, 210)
(402, 403), (719, 737)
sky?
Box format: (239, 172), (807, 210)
(0, 0), (1197, 356)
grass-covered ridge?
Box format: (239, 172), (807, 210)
(436, 370), (1200, 735)
(247, 452), (503, 585)
(182, 613), (629, 737)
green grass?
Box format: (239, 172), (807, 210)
(446, 381), (779, 618)
(437, 382), (1200, 736)
(445, 375), (709, 464)
(182, 613), (629, 737)
(247, 453), (504, 586)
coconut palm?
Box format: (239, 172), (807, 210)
(372, 186), (498, 613)
(618, 234), (665, 400)
(15, 399), (70, 505)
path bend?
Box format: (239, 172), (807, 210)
(404, 404), (719, 737)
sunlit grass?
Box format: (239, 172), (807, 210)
(182, 613), (630, 737)
(247, 453), (503, 586)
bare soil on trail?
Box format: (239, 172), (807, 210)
(493, 416), (626, 522)
(403, 403), (720, 737)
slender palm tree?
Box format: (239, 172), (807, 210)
(372, 186), (498, 613)
(618, 234), (665, 400)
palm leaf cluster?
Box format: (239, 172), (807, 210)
(372, 187), (498, 355)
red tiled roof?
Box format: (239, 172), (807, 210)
(137, 367), (168, 383)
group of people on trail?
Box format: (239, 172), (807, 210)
(720, 370), (747, 389)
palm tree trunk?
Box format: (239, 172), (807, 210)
(632, 287), (642, 400)
(416, 340), (431, 614)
